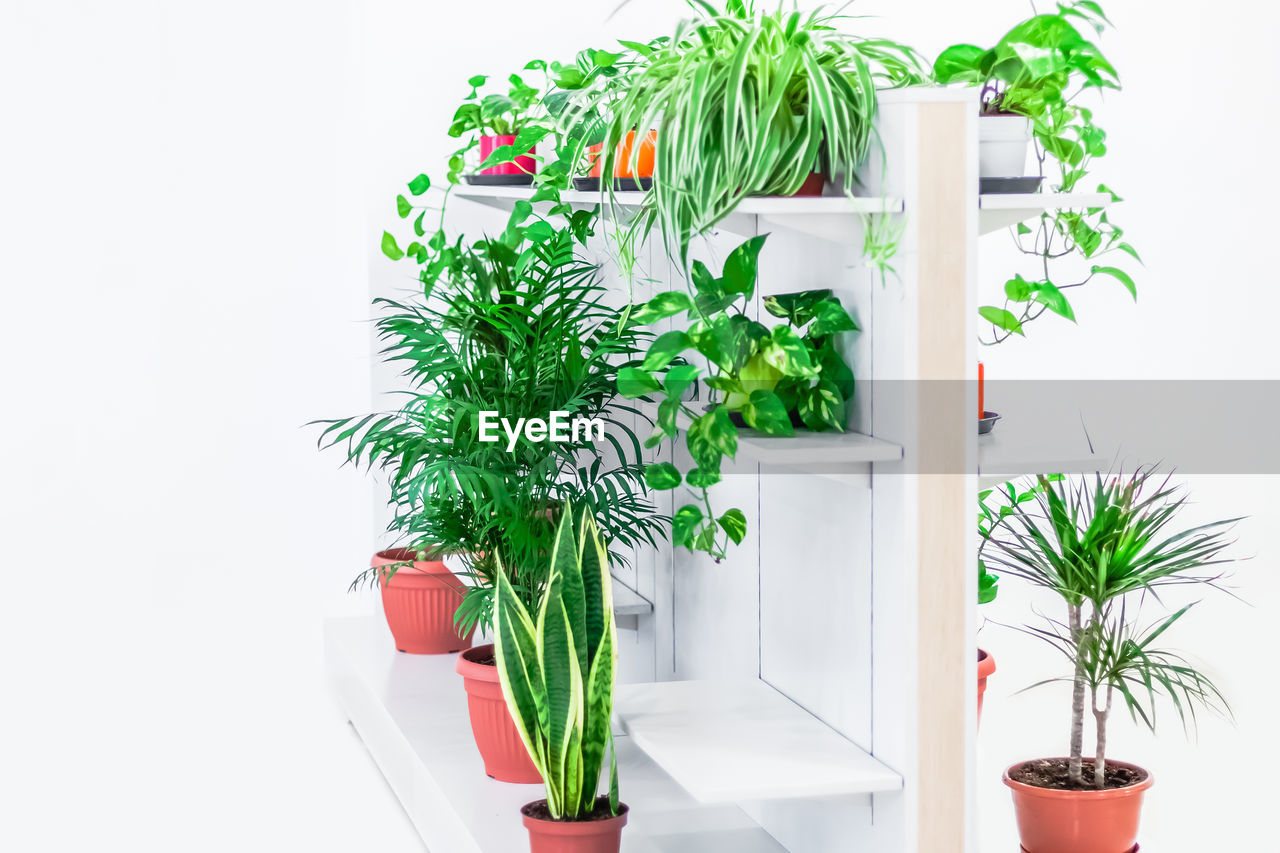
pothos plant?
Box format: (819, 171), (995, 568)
(934, 1), (1140, 343)
(617, 233), (859, 560)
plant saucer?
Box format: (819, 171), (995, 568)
(463, 173), (535, 187)
(978, 410), (1001, 435)
(979, 176), (1044, 194)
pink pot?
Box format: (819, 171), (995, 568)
(373, 549), (473, 655)
(456, 644), (542, 783)
(977, 648), (996, 726)
(1005, 759), (1152, 853)
(479, 133), (536, 176)
(522, 800), (629, 853)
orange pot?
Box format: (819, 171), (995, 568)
(977, 648), (996, 727)
(1004, 759), (1152, 853)
(457, 644), (543, 783)
(614, 129), (656, 179)
(374, 549), (474, 654)
(522, 801), (629, 853)
(585, 143), (604, 178)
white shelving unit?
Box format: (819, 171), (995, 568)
(326, 617), (786, 853)
(615, 680), (902, 802)
(341, 87), (1118, 853)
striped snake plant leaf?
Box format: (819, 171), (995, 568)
(492, 560), (548, 772)
(536, 569), (582, 816)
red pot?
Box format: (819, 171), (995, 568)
(791, 172), (826, 196)
(522, 801), (629, 853)
(977, 648), (996, 726)
(479, 134), (536, 176)
(1004, 759), (1152, 853)
(456, 644), (542, 783)
(374, 549), (473, 655)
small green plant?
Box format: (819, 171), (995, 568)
(317, 231), (664, 634)
(934, 1), (1139, 343)
(618, 233), (860, 559)
(603, 0), (925, 260)
(981, 468), (1239, 788)
(493, 507), (620, 820)
(977, 477), (1059, 604)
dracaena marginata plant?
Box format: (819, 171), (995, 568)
(493, 507), (620, 820)
(617, 233), (859, 560)
(601, 0), (926, 261)
(316, 230), (665, 635)
(934, 1), (1139, 343)
(981, 468), (1239, 788)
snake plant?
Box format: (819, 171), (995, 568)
(493, 507), (620, 820)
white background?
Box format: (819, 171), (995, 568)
(2, 1), (1277, 851)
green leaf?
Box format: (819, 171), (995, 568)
(1004, 274), (1033, 302)
(617, 367), (661, 398)
(686, 407), (736, 470)
(722, 235), (768, 295)
(686, 467), (721, 489)
(662, 364), (700, 399)
(642, 331), (693, 372)
(644, 462), (682, 490)
(413, 211), (427, 237)
(718, 509), (747, 545)
(763, 289), (829, 326)
(933, 43), (987, 84)
(396, 194), (412, 218)
(762, 326), (816, 377)
(672, 504), (704, 546)
(979, 306), (1024, 336)
(744, 390), (793, 436)
(407, 174), (431, 195)
(380, 231), (405, 261)
(808, 298), (858, 336)
(631, 291), (694, 325)
(798, 379), (846, 431)
(1031, 280), (1076, 321)
(1092, 265), (1137, 300)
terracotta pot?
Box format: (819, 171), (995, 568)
(456, 644), (542, 783)
(977, 648), (996, 726)
(479, 133), (536, 176)
(373, 549), (473, 655)
(1004, 759), (1153, 853)
(522, 800), (629, 853)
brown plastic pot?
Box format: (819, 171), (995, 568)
(977, 648), (996, 726)
(1004, 758), (1152, 853)
(522, 801), (629, 853)
(373, 549), (473, 655)
(456, 644), (542, 783)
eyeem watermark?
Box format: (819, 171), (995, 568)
(478, 411), (605, 452)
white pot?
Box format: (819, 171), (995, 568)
(978, 115), (1032, 178)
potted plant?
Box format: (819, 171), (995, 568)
(932, 2), (1139, 344)
(601, 0), (925, 258)
(367, 547), (474, 655)
(448, 72), (544, 177)
(493, 507), (627, 853)
(319, 228), (664, 780)
(981, 468), (1238, 853)
(617, 233), (860, 560)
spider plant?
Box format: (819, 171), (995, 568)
(981, 468), (1239, 788)
(316, 230), (665, 634)
(602, 0), (926, 259)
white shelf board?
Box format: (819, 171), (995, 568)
(979, 191), (1113, 235)
(612, 576), (652, 617)
(672, 410), (903, 473)
(977, 427), (1101, 486)
(614, 679), (903, 802)
(453, 184), (903, 244)
(325, 616), (787, 853)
